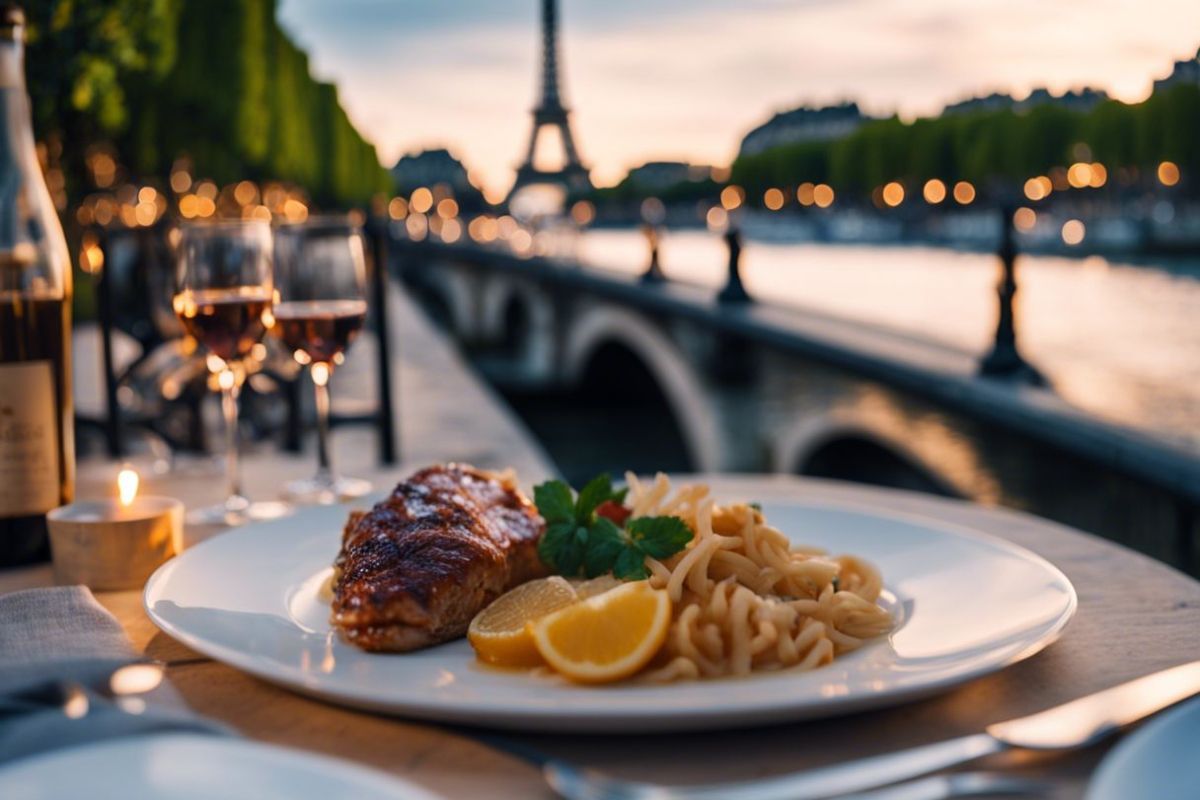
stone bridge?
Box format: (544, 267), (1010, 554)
(387, 235), (1200, 575)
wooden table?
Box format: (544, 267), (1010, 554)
(4, 471), (1199, 799)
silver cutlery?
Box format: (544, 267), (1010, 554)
(838, 771), (1050, 800)
(544, 660), (1200, 800)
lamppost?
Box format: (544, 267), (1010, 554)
(717, 223), (750, 305)
(979, 203), (1046, 385)
(709, 188), (752, 305)
(705, 200), (755, 384)
(639, 197), (666, 283)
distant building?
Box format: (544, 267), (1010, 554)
(625, 161), (714, 191)
(391, 148), (475, 194)
(1154, 48), (1200, 92)
(1021, 87), (1107, 113)
(942, 92), (1017, 116)
(738, 102), (867, 157)
(942, 88), (1108, 117)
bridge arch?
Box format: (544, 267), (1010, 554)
(406, 265), (478, 340)
(563, 305), (723, 472)
(774, 415), (960, 497)
(479, 277), (556, 380)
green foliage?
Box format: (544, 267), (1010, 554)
(26, 0), (179, 137)
(1159, 84), (1200, 169)
(1085, 100), (1138, 167)
(27, 0), (388, 207)
(731, 88), (1200, 200)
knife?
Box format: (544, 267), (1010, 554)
(542, 661), (1200, 800)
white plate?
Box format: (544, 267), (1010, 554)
(0, 734), (439, 800)
(1087, 696), (1200, 800)
(144, 497), (1076, 733)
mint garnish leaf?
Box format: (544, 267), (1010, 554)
(537, 520), (577, 572)
(627, 516), (694, 559)
(575, 473), (615, 523)
(583, 516), (625, 577)
(613, 547), (649, 581)
(534, 480), (575, 525)
(532, 475), (693, 581)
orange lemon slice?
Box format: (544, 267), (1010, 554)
(529, 580), (671, 684)
(468, 576), (578, 667)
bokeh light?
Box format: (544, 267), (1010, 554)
(882, 181), (904, 207)
(640, 197), (666, 225)
(719, 185), (744, 211)
(441, 217), (462, 243)
(1061, 219), (1086, 245)
(1158, 161), (1180, 186)
(233, 180), (258, 206)
(812, 184), (834, 208)
(570, 200), (595, 225)
(497, 215), (518, 239)
(410, 187), (434, 213)
(510, 228), (533, 254)
(406, 212), (429, 241)
(705, 206), (728, 230)
(469, 215), (499, 242)
(1067, 162), (1093, 189)
(922, 179), (946, 204)
(1013, 207), (1037, 232)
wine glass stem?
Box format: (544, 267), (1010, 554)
(312, 362), (334, 483)
(220, 369), (244, 504)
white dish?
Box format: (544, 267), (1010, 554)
(1087, 696), (1200, 800)
(145, 496), (1076, 733)
(0, 734), (440, 800)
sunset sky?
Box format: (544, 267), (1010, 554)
(278, 0), (1200, 194)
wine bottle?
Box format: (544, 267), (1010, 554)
(0, 5), (74, 567)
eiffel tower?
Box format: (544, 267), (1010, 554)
(509, 0), (592, 199)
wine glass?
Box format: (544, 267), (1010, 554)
(272, 217), (371, 504)
(173, 220), (288, 525)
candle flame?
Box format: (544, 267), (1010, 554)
(118, 468), (139, 507)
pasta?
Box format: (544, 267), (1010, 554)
(627, 473), (893, 682)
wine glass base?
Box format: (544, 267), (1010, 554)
(283, 475), (373, 506)
(186, 497), (293, 527)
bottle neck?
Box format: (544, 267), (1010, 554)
(0, 30), (69, 297)
(0, 36), (33, 165)
(0, 36), (23, 90)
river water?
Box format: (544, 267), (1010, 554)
(574, 227), (1200, 453)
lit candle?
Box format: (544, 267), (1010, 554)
(46, 468), (184, 590)
(118, 466), (138, 507)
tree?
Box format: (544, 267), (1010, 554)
(26, 0), (389, 206)
(25, 0), (181, 189)
(1084, 100), (1138, 167)
(731, 86), (1199, 201)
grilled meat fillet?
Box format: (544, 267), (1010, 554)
(331, 464), (546, 652)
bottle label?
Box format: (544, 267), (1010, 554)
(0, 360), (60, 516)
